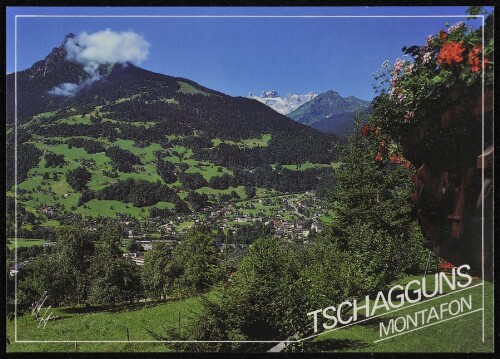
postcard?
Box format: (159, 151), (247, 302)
(5, 5), (494, 353)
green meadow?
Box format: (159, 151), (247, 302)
(6, 276), (492, 353)
(302, 276), (493, 353)
(7, 293), (210, 352)
(7, 239), (47, 250)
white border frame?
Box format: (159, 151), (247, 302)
(11, 12), (489, 347)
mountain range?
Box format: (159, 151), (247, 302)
(6, 34), (339, 223)
(248, 91), (317, 115)
(249, 89), (372, 135)
(288, 90), (372, 135)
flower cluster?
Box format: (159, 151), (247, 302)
(468, 45), (489, 73)
(437, 42), (465, 65)
(403, 110), (415, 123)
(429, 21), (491, 75)
(389, 153), (413, 169)
(422, 51), (432, 64)
(371, 17), (493, 142)
(361, 125), (412, 168)
(387, 57), (414, 103)
(361, 124), (374, 137)
(373, 140), (412, 169)
(369, 14), (493, 171)
(448, 21), (465, 34)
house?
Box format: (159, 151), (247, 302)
(311, 222), (323, 233)
(133, 257), (145, 266)
(9, 260), (29, 277)
(137, 240), (152, 251)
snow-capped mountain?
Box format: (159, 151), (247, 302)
(248, 90), (317, 115)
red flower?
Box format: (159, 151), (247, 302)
(439, 261), (455, 271)
(437, 42), (465, 65)
(374, 152), (383, 162)
(469, 56), (481, 72)
(390, 153), (399, 163)
(439, 30), (448, 40)
(361, 124), (373, 137)
(389, 153), (413, 169)
(402, 159), (413, 169)
(469, 45), (481, 57)
(468, 45), (489, 73)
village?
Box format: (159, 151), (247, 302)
(121, 191), (333, 265)
(12, 191), (334, 269)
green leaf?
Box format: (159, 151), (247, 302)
(431, 75), (444, 84)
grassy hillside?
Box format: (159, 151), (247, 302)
(10, 115), (335, 226)
(7, 51), (339, 229)
(7, 294), (207, 352)
(300, 276), (493, 353)
(7, 275), (493, 353)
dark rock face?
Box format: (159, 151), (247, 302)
(7, 34), (89, 123)
(407, 90), (493, 281)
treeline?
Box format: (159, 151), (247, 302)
(44, 152), (66, 167)
(66, 166), (92, 191)
(34, 120), (191, 142)
(174, 92), (322, 139)
(170, 135), (213, 150)
(95, 79), (326, 141)
(105, 146), (141, 172)
(232, 166), (330, 193)
(179, 172), (207, 190)
(66, 63), (184, 109)
(15, 225), (222, 310)
(67, 138), (105, 153)
(95, 179), (181, 207)
(193, 138), (333, 169)
(16, 226), (141, 308)
(156, 158), (177, 184)
(35, 122), (119, 140)
(148, 229), (434, 352)
(23, 62), (337, 165)
(6, 51), (88, 124)
(6, 143), (43, 190)
(15, 221), (429, 350)
(208, 173), (235, 190)
(7, 243), (54, 263)
(214, 221), (273, 245)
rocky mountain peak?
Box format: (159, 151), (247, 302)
(260, 90), (280, 99)
(25, 33), (80, 79)
(249, 90), (318, 115)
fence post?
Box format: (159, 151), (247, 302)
(178, 310), (181, 335)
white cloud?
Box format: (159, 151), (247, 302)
(48, 76), (100, 97)
(48, 82), (79, 96)
(66, 29), (150, 73)
(49, 29), (150, 97)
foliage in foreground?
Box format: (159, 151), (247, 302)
(150, 120), (436, 351)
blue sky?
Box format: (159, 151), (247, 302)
(6, 6), (490, 101)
